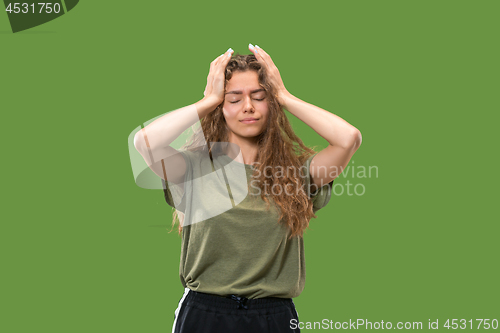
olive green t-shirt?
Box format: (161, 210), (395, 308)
(162, 150), (333, 299)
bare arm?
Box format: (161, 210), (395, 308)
(133, 96), (221, 183)
(249, 45), (362, 190)
(134, 96), (220, 152)
(280, 93), (361, 150)
(134, 48), (234, 183)
(280, 93), (362, 189)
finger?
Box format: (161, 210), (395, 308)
(208, 53), (225, 81)
(211, 49), (233, 78)
(224, 47), (234, 57)
(250, 44), (270, 69)
(207, 51), (231, 96)
(218, 48), (234, 66)
(219, 47), (233, 61)
(214, 49), (233, 78)
(248, 43), (260, 58)
(214, 53), (228, 71)
(207, 57), (219, 81)
(206, 54), (224, 97)
(210, 54), (222, 67)
(255, 45), (277, 68)
(249, 43), (267, 63)
(215, 53), (225, 64)
(207, 58), (222, 95)
(212, 55), (225, 79)
(212, 53), (225, 67)
(255, 45), (267, 55)
(255, 46), (276, 69)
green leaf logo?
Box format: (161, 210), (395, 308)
(3, 0), (79, 33)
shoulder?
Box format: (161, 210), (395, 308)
(179, 148), (209, 164)
(180, 148), (216, 176)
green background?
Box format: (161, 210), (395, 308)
(1, 0), (498, 331)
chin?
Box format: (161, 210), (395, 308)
(228, 124), (266, 139)
(240, 132), (260, 138)
(234, 129), (262, 138)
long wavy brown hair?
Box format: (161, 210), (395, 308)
(167, 53), (319, 239)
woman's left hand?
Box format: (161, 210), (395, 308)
(249, 44), (290, 106)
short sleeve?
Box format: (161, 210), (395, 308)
(303, 153), (334, 213)
(161, 150), (193, 212)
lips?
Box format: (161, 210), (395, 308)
(240, 118), (259, 124)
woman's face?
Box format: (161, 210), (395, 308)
(223, 70), (269, 140)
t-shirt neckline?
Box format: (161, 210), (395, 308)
(218, 153), (254, 169)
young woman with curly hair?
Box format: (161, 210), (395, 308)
(133, 44), (362, 333)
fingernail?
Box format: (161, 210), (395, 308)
(249, 43), (255, 49)
(227, 48), (233, 53)
(255, 45), (260, 49)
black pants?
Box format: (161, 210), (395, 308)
(172, 288), (300, 333)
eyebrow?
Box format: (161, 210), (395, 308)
(225, 88), (266, 95)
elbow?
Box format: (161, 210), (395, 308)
(352, 128), (362, 150)
(343, 128), (362, 150)
(134, 131), (146, 153)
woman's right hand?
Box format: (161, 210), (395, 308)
(203, 48), (234, 106)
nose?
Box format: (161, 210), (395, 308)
(243, 96), (255, 113)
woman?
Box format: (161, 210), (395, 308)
(133, 44), (362, 333)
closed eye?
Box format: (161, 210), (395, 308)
(230, 98), (265, 104)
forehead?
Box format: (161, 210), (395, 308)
(226, 71), (261, 91)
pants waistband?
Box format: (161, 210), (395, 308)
(185, 289), (294, 310)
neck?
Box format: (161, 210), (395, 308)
(226, 131), (259, 165)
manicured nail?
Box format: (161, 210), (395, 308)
(255, 45), (260, 49)
(227, 48), (233, 53)
(249, 43), (255, 49)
